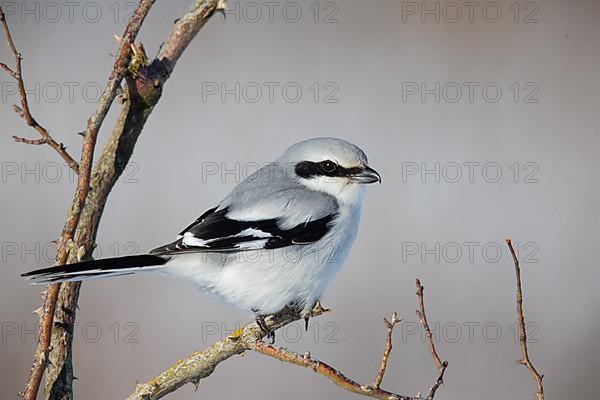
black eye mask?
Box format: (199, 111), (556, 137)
(294, 160), (363, 179)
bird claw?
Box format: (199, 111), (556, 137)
(311, 300), (330, 316)
(304, 300), (330, 331)
(255, 314), (276, 344)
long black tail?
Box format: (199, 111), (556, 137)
(21, 254), (169, 284)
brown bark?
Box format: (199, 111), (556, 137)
(506, 239), (544, 400)
(44, 1), (221, 398)
(0, 1), (220, 399)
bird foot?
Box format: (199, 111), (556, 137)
(311, 300), (331, 316)
(255, 314), (275, 344)
(304, 301), (331, 331)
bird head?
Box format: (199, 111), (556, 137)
(279, 137), (381, 204)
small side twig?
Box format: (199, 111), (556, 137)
(12, 136), (47, 145)
(0, 6), (79, 173)
(154, 0), (224, 80)
(416, 279), (448, 400)
(506, 239), (544, 400)
(0, 61), (17, 78)
(373, 312), (401, 389)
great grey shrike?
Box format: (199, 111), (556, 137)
(22, 137), (381, 337)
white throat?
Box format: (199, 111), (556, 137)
(298, 176), (366, 208)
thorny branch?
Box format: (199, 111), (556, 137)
(0, 7), (79, 173)
(506, 239), (544, 400)
(127, 281), (448, 400)
(5, 1), (157, 399)
(46, 1), (222, 396)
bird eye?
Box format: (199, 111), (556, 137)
(321, 160), (337, 172)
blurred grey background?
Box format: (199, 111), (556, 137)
(1, 0), (599, 399)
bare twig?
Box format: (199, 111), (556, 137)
(251, 341), (416, 400)
(21, 283), (60, 400)
(506, 239), (544, 400)
(426, 361), (448, 400)
(127, 306), (424, 400)
(416, 279), (448, 400)
(129, 289), (449, 400)
(251, 302), (447, 400)
(0, 61), (17, 78)
(16, 1), (157, 399)
(11, 136), (47, 145)
(373, 312), (401, 388)
(126, 307), (326, 400)
(44, 1), (221, 398)
(0, 6), (79, 173)
(155, 0), (226, 80)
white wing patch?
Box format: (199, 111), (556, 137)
(182, 232), (209, 247)
(237, 228), (272, 238)
(181, 228), (274, 249)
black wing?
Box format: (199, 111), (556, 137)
(150, 207), (337, 255)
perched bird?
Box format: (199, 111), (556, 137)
(22, 137), (381, 339)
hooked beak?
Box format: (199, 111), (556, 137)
(350, 165), (382, 184)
